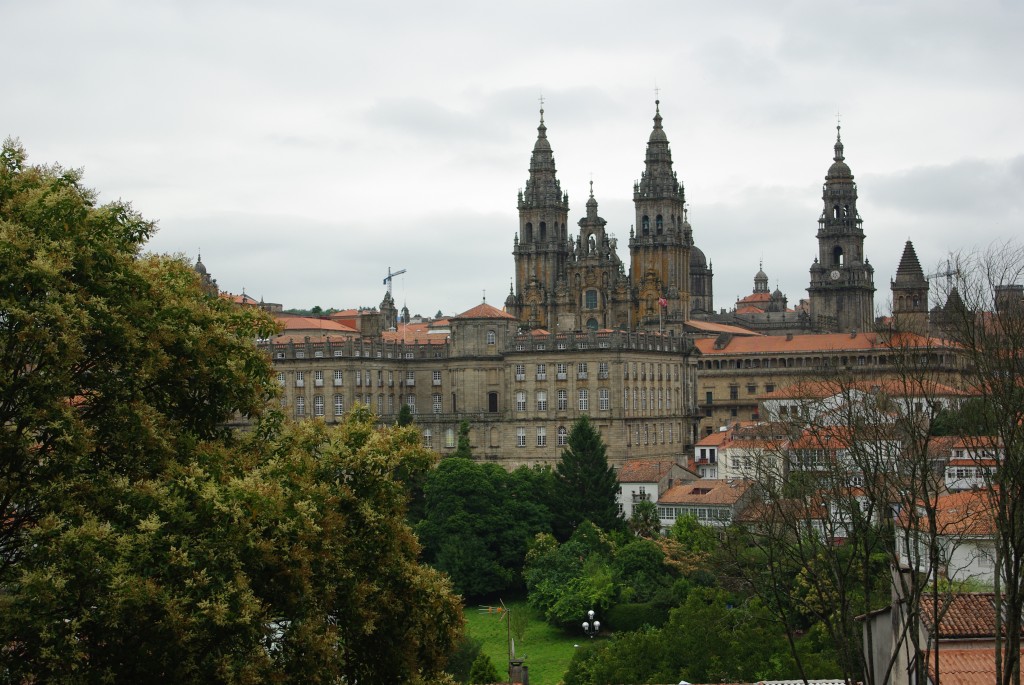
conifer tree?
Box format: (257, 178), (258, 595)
(552, 415), (621, 539)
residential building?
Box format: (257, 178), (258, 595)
(656, 478), (756, 530)
(616, 458), (695, 520)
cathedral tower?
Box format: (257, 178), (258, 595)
(891, 240), (929, 334)
(808, 126), (875, 332)
(511, 108), (570, 329)
(629, 101), (691, 332)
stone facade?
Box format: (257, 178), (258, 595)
(807, 127), (876, 333)
(507, 102), (710, 334)
(258, 303), (701, 469)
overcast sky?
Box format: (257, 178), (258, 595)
(7, 0), (1023, 317)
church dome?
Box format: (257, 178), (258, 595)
(690, 245), (707, 269)
(194, 256), (208, 276)
(772, 287), (784, 299)
(755, 267), (768, 281)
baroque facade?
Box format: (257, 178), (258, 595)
(506, 102), (711, 334)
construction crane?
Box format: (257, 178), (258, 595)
(383, 267), (407, 296)
(926, 259), (959, 290)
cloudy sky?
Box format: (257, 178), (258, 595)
(7, 0), (1023, 317)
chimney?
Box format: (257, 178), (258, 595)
(786, 333), (793, 341)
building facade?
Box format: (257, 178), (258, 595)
(257, 299), (701, 469)
(507, 102), (711, 333)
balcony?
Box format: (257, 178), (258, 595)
(536, 373), (547, 380)
(295, 380), (305, 388)
(333, 379), (343, 386)
(577, 372), (588, 380)
(632, 492), (651, 502)
(405, 379), (415, 387)
(598, 372), (609, 380)
(433, 378), (442, 386)
(556, 372), (567, 381)
(515, 374), (525, 381)
(314, 379), (324, 387)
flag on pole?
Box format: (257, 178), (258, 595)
(658, 297), (668, 308)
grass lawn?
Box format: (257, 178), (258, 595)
(463, 600), (586, 685)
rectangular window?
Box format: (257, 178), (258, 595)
(516, 427), (527, 447)
(705, 391), (713, 405)
(377, 394), (384, 414)
(557, 389), (568, 411)
(515, 363), (526, 381)
(536, 391), (548, 411)
(556, 363), (567, 380)
(295, 371), (305, 387)
(445, 428), (456, 448)
(599, 388), (610, 411)
(423, 430), (432, 448)
(729, 386), (739, 400)
(334, 369), (344, 386)
(536, 427), (546, 446)
(314, 370), (324, 387)
(516, 391), (526, 411)
(406, 395), (416, 413)
(333, 394), (344, 415)
(577, 362), (588, 379)
(432, 370), (442, 385)
(295, 350), (305, 359)
(432, 393), (442, 414)
(585, 290), (597, 309)
(536, 363), (547, 380)
(765, 384), (775, 393)
(377, 370), (383, 387)
(747, 384), (756, 394)
(557, 426), (568, 446)
(406, 370), (415, 386)
(387, 394), (394, 414)
(277, 372), (286, 386)
(598, 362), (609, 379)
(579, 389), (590, 411)
(355, 370), (361, 386)
(314, 395), (324, 417)
(295, 396), (305, 416)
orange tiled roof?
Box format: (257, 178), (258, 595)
(898, 490), (997, 536)
(660, 478), (753, 506)
(933, 648), (1020, 685)
(695, 331), (950, 356)
(762, 377), (973, 401)
(274, 315), (359, 334)
(685, 320), (761, 336)
(737, 292), (773, 305)
(452, 302), (517, 320)
(381, 321), (449, 345)
(617, 459), (679, 483)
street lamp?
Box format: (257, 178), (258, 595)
(582, 609), (600, 639)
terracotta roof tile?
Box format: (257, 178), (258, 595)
(695, 331), (949, 356)
(617, 459), (680, 483)
(274, 316), (359, 334)
(933, 648), (1019, 685)
(660, 478), (753, 506)
(453, 302), (517, 320)
(685, 320), (762, 336)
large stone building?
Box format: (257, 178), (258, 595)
(258, 300), (700, 469)
(506, 102), (712, 334)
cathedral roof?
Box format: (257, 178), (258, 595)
(648, 100), (668, 143)
(690, 245), (708, 268)
(453, 302), (517, 320)
(826, 126), (853, 180)
(893, 240), (927, 285)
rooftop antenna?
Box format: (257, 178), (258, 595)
(383, 267), (407, 296)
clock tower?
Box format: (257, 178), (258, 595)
(808, 126), (875, 332)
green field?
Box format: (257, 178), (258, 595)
(464, 600), (589, 685)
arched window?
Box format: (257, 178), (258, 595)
(486, 330), (496, 345)
(540, 221), (547, 241)
(524, 222), (533, 242)
(656, 215), (663, 234)
(642, 215), (650, 235)
(833, 246), (844, 267)
(586, 317), (599, 330)
(557, 426), (568, 446)
(833, 205), (840, 219)
(585, 290), (598, 309)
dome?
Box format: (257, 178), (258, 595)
(755, 267), (768, 281)
(690, 245), (707, 269)
(773, 287), (784, 299)
(194, 257), (208, 276)
(827, 159), (852, 179)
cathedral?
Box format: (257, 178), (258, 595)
(505, 102), (713, 335)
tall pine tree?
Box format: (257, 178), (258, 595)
(552, 415), (621, 539)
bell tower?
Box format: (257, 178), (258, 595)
(511, 107), (570, 330)
(891, 240), (929, 334)
(808, 126), (875, 332)
(629, 100), (691, 332)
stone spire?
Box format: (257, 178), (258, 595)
(519, 107), (568, 211)
(634, 100), (685, 204)
(891, 240), (929, 333)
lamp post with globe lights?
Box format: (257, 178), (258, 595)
(582, 609), (600, 639)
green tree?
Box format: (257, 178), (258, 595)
(418, 460), (552, 596)
(668, 514), (718, 554)
(0, 140), (463, 683)
(397, 402), (414, 426)
(628, 499), (661, 538)
(452, 420), (473, 459)
(468, 652), (501, 684)
(524, 522), (616, 626)
(552, 416), (621, 538)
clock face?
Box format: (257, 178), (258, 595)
(830, 270), (841, 280)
